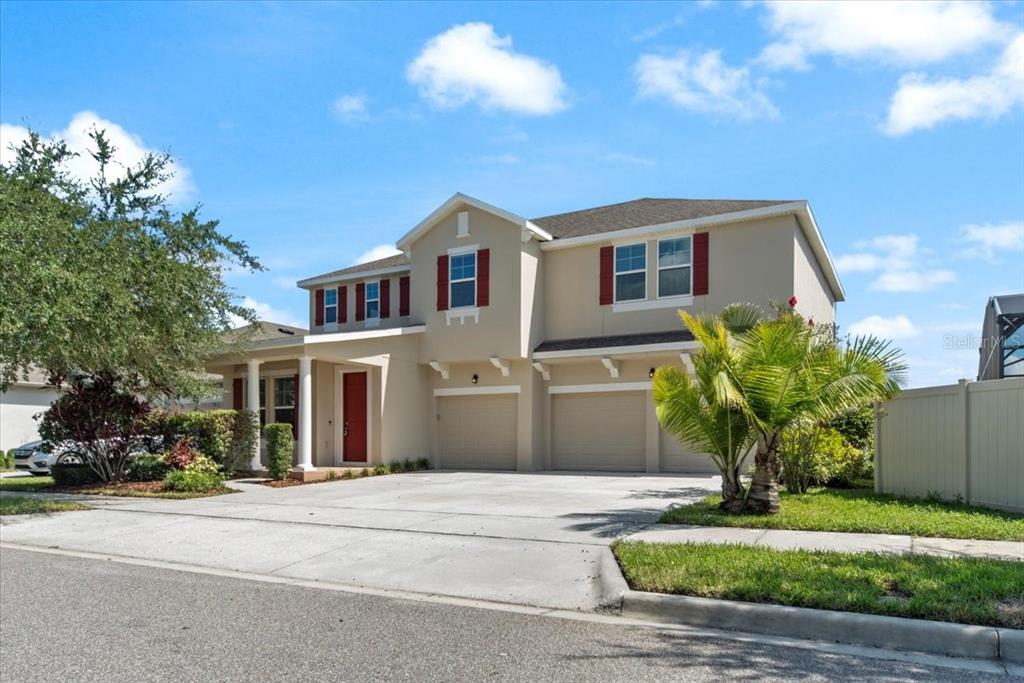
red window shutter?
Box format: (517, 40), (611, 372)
(599, 246), (614, 305)
(399, 276), (410, 316)
(355, 283), (366, 321)
(292, 374), (299, 439)
(232, 377), (243, 409)
(693, 232), (709, 296)
(339, 285), (348, 323)
(380, 278), (391, 318)
(314, 289), (324, 326)
(477, 248), (490, 307)
(436, 255), (449, 311)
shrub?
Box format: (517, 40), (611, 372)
(264, 423), (294, 480)
(415, 457), (431, 471)
(186, 453), (220, 476)
(387, 460), (406, 474)
(149, 409), (258, 471)
(826, 405), (875, 452)
(341, 469), (354, 480)
(163, 439), (197, 470)
(776, 426), (821, 494)
(360, 467), (370, 478)
(162, 469), (224, 493)
(51, 463), (101, 487)
(3, 448), (15, 470)
(126, 454), (169, 482)
(372, 464), (388, 476)
(818, 435), (870, 488)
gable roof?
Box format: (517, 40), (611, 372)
(531, 198), (795, 239)
(224, 320), (308, 342)
(297, 253), (410, 287)
(395, 192), (552, 251)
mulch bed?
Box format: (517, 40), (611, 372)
(54, 481), (167, 494)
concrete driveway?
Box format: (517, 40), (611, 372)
(0, 471), (717, 610)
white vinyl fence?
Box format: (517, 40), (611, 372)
(875, 377), (1024, 513)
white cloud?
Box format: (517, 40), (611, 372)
(1, 111), (194, 200)
(631, 15), (686, 43)
(231, 296), (305, 329)
(758, 1), (1011, 70)
(407, 23), (567, 115)
(960, 221), (1024, 260)
(848, 315), (918, 339)
(272, 275), (298, 290)
(472, 154), (520, 165)
(635, 50), (778, 120)
(836, 233), (956, 293)
(353, 244), (401, 265)
(882, 34), (1024, 136)
(602, 152), (656, 166)
(332, 93), (369, 121)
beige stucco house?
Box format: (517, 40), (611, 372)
(205, 193), (844, 477)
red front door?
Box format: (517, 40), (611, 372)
(342, 372), (368, 462)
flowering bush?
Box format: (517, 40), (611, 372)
(185, 453), (220, 476)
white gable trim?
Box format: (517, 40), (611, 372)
(396, 192), (552, 250)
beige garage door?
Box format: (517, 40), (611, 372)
(552, 392), (645, 471)
(660, 429), (718, 473)
(438, 395), (517, 470)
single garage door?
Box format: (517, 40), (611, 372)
(438, 395), (517, 470)
(552, 391), (645, 471)
(660, 429), (718, 473)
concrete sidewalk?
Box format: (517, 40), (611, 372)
(623, 525), (1023, 561)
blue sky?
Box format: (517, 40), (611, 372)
(2, 1), (1022, 387)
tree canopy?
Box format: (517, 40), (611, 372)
(0, 128), (261, 397)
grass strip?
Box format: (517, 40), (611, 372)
(0, 497), (90, 515)
(614, 541), (1024, 628)
(660, 487), (1024, 541)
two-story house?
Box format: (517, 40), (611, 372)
(205, 193), (844, 477)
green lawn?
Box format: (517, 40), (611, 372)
(660, 487), (1024, 541)
(0, 475), (232, 499)
(614, 541), (1024, 628)
(0, 497), (90, 515)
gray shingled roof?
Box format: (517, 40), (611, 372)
(224, 320), (308, 342)
(530, 198), (795, 239)
(534, 329), (694, 354)
(302, 253), (411, 284)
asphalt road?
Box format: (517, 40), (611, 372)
(0, 547), (1016, 682)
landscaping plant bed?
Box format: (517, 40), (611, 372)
(614, 541), (1024, 628)
(660, 486), (1024, 541)
(0, 497), (90, 516)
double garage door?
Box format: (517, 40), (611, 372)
(438, 390), (712, 473)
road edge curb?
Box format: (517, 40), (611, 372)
(621, 590), (1024, 663)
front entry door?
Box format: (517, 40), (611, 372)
(342, 372), (368, 462)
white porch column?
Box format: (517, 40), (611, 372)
(246, 359), (262, 471)
(297, 356), (315, 471)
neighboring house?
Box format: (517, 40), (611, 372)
(206, 193), (844, 475)
(977, 293), (1024, 380)
(0, 367), (59, 452)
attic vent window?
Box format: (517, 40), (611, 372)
(457, 211), (470, 238)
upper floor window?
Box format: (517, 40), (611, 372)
(324, 288), (338, 324)
(450, 252), (476, 308)
(614, 243), (646, 302)
(365, 281), (380, 319)
(658, 237), (692, 298)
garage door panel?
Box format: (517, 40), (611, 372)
(552, 392), (645, 471)
(439, 395), (517, 470)
(660, 429), (718, 473)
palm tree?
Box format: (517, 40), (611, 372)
(655, 303), (905, 514)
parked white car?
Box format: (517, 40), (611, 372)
(12, 440), (59, 475)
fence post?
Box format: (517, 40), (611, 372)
(873, 402), (882, 494)
(959, 379), (971, 505)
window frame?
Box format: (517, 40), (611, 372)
(613, 242), (647, 304)
(324, 287), (338, 324)
(449, 251), (477, 309)
(273, 375), (296, 426)
(244, 378), (268, 426)
(656, 236), (693, 299)
(364, 281), (380, 320)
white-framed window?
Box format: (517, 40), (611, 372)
(365, 281), (380, 319)
(273, 376), (295, 426)
(657, 237), (692, 298)
(244, 378), (267, 426)
(450, 252), (476, 308)
(614, 243), (646, 302)
(324, 288), (338, 324)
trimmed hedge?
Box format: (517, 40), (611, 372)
(2, 448), (14, 470)
(150, 409), (258, 472)
(264, 423), (294, 480)
(51, 463), (101, 487)
(126, 454), (170, 482)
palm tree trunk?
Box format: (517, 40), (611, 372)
(746, 435), (780, 514)
(719, 465), (746, 512)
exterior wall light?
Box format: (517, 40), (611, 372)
(649, 368), (656, 378)
(471, 374), (479, 384)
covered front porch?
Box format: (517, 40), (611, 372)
(205, 325), (429, 477)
